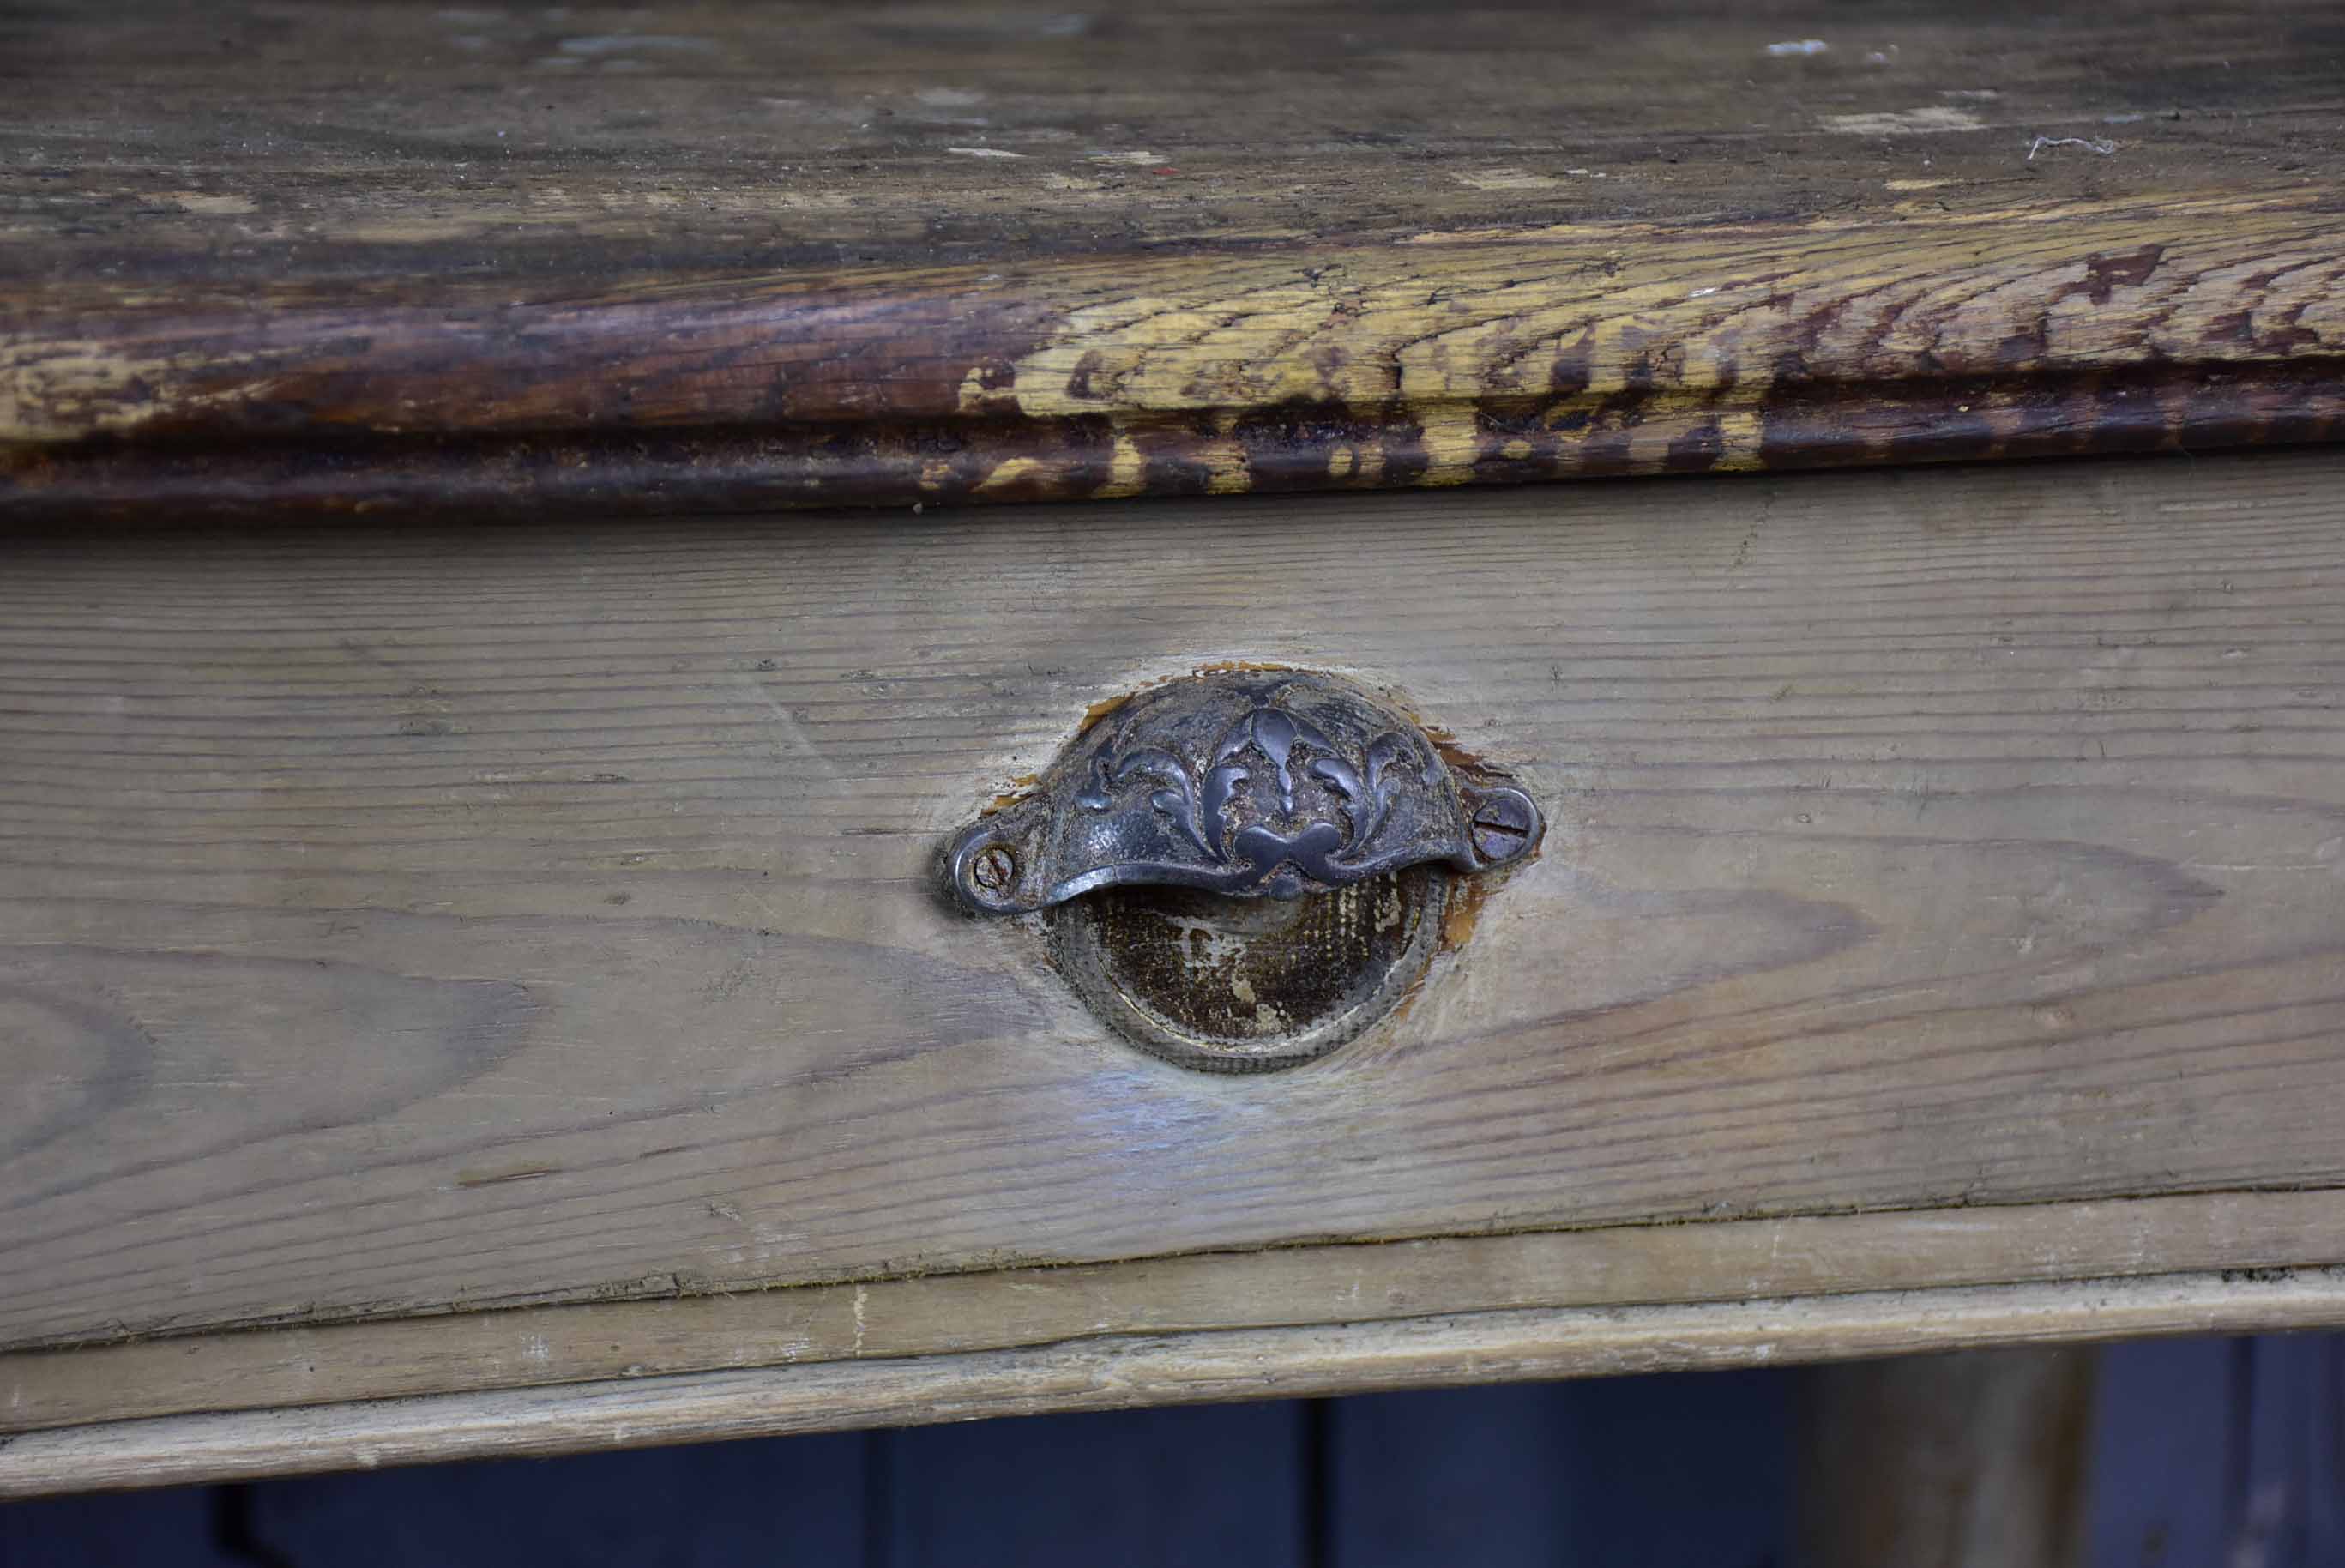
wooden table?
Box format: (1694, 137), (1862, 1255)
(3, 0), (2343, 1500)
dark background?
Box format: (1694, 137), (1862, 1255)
(4, 1335), (2340, 1567)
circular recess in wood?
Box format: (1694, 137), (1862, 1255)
(1046, 865), (1446, 1071)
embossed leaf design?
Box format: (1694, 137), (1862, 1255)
(950, 671), (1539, 914)
(1079, 747), (1214, 859)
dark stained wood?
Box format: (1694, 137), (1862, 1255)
(3, 1), (2344, 519)
(2, 449), (2342, 1357)
(1799, 1348), (2095, 1568)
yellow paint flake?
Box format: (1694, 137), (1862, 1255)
(1418, 403), (1480, 486)
(974, 456), (1050, 495)
(1095, 427), (1148, 498)
(1199, 440), (1252, 494)
(1715, 409), (1767, 472)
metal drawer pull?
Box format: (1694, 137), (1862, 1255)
(949, 670), (1539, 916)
(946, 670), (1540, 1071)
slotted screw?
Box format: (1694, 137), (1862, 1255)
(1468, 793), (1534, 862)
(969, 844), (1018, 896)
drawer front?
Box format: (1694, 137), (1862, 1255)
(3, 449), (2343, 1466)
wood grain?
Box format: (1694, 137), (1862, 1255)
(1800, 1348), (2096, 1568)
(9, 1188), (2345, 1437)
(2, 449), (2342, 1354)
(13, 1), (2342, 286)
(4, 0), (2344, 516)
(8, 1267), (2345, 1498)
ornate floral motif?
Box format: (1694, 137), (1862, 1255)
(949, 670), (1540, 914)
(1080, 688), (1427, 876)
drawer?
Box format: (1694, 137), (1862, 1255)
(4, 449), (2344, 1488)
(9, 0), (2345, 1499)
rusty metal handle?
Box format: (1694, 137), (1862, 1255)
(947, 670), (1540, 915)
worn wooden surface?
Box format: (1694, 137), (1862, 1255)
(7, 1337), (2336, 1559)
(15, 0), (2343, 286)
(3, 449), (2342, 1372)
(4, 1), (2344, 517)
(6, 1187), (2345, 1437)
(8, 1268), (2345, 1497)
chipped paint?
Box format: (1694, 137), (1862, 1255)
(1098, 425), (1148, 498)
(1823, 106), (1987, 136)
(974, 455), (1048, 494)
(8, 194), (2339, 519)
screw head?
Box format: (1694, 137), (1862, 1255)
(1468, 790), (1535, 863)
(969, 844), (1018, 896)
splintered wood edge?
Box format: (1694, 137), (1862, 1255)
(4, 189), (2342, 519)
(6, 1264), (2345, 1497)
(9, 1187), (2345, 1462)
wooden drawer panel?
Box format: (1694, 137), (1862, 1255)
(12, 0), (2345, 1501)
(5, 449), (2343, 1373)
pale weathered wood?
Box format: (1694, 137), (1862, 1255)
(3, 449), (2342, 1354)
(7, 1268), (2345, 1499)
(10, 1187), (2345, 1436)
